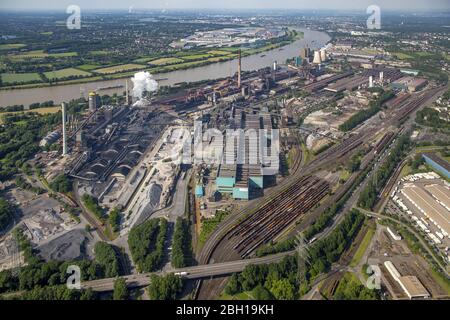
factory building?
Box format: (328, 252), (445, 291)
(391, 77), (428, 92)
(422, 153), (450, 179)
(215, 110), (276, 200)
(384, 261), (430, 300)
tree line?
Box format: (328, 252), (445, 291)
(128, 218), (168, 273)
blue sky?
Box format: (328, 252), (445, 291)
(0, 0), (449, 11)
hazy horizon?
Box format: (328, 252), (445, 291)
(0, 0), (449, 12)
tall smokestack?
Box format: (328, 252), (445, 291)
(62, 103), (67, 155)
(369, 76), (374, 88)
(125, 80), (130, 105)
(379, 71), (384, 83)
(237, 49), (242, 88)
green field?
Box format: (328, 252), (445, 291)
(76, 64), (102, 71)
(9, 50), (77, 60)
(181, 54), (213, 60)
(94, 63), (145, 74)
(147, 57), (184, 66)
(89, 50), (110, 56)
(44, 68), (92, 80)
(350, 226), (375, 267)
(0, 43), (26, 51)
(207, 50), (230, 56)
(1, 72), (42, 84)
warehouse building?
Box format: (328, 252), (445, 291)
(384, 261), (430, 300)
(422, 153), (450, 179)
(391, 77), (428, 92)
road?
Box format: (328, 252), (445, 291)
(81, 250), (295, 292)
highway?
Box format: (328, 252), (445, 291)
(81, 251), (295, 292)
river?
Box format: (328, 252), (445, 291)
(0, 28), (330, 107)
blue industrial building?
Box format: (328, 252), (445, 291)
(195, 185), (204, 197)
(216, 164), (263, 200)
(422, 153), (450, 179)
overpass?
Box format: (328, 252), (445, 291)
(81, 251), (295, 292)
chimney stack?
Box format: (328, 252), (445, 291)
(237, 49), (242, 88)
(62, 103), (67, 155)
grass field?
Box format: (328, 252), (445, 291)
(207, 50), (230, 56)
(0, 106), (60, 124)
(94, 63), (145, 74)
(147, 57), (184, 66)
(44, 68), (92, 80)
(0, 43), (26, 50)
(8, 50), (77, 60)
(350, 226), (375, 267)
(89, 50), (110, 56)
(181, 53), (213, 60)
(1, 72), (42, 84)
(76, 64), (102, 71)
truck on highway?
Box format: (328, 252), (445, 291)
(174, 272), (189, 276)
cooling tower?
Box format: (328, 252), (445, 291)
(313, 51), (322, 64)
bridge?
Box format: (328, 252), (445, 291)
(81, 251), (294, 292)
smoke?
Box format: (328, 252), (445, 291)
(131, 71), (158, 99)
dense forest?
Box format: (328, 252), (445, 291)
(171, 217), (193, 268)
(128, 218), (168, 272)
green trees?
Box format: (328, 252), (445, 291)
(268, 279), (295, 300)
(415, 107), (450, 132)
(93, 242), (120, 278)
(16, 286), (96, 300)
(108, 207), (122, 233)
(347, 154), (361, 172)
(339, 91), (394, 132)
(334, 273), (379, 300)
(171, 217), (192, 268)
(224, 273), (242, 295)
(82, 194), (104, 221)
(128, 218), (168, 272)
(0, 112), (60, 180)
(0, 198), (13, 231)
(113, 277), (129, 300)
(147, 274), (183, 300)
(358, 135), (411, 209)
(49, 174), (72, 193)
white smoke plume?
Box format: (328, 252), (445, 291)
(131, 71), (158, 99)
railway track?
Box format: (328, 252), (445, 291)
(198, 129), (373, 265)
(228, 176), (330, 258)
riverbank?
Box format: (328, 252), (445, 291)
(0, 28), (330, 107)
(0, 30), (303, 92)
